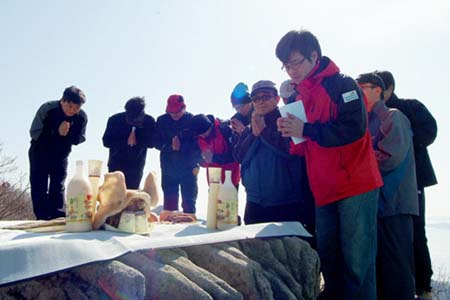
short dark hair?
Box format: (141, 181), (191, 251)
(374, 70), (395, 91)
(190, 114), (213, 136)
(276, 30), (322, 63)
(125, 97), (145, 115)
(356, 72), (386, 100)
(62, 86), (86, 105)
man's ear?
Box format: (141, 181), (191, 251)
(310, 51), (319, 64)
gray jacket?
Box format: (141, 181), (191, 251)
(368, 101), (419, 217)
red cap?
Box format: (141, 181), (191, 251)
(166, 94), (186, 113)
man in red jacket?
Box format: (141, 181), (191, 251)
(190, 114), (240, 187)
(276, 30), (383, 300)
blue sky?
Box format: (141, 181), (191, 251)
(1, 0), (449, 217)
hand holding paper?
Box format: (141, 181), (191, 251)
(278, 101), (307, 144)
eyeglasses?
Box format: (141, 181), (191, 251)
(251, 94), (275, 103)
(281, 57), (307, 71)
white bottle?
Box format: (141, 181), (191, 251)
(66, 160), (93, 232)
(216, 170), (238, 230)
(206, 167), (221, 229)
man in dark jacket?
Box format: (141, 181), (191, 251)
(229, 82), (253, 134)
(375, 70), (438, 300)
(357, 72), (418, 300)
(233, 80), (314, 233)
(154, 95), (201, 216)
(102, 97), (156, 189)
(29, 86), (87, 220)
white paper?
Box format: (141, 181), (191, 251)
(0, 221), (310, 285)
(279, 101), (307, 144)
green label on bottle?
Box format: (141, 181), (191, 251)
(67, 194), (93, 222)
(217, 198), (238, 224)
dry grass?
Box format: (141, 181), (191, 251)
(431, 267), (450, 300)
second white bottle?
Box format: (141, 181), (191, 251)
(216, 170), (238, 230)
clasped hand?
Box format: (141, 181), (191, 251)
(58, 121), (70, 136)
(251, 112), (266, 136)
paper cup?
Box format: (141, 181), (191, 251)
(88, 160), (103, 177)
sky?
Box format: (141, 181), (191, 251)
(0, 0), (449, 218)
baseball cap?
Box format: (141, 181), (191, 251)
(166, 94), (186, 113)
(356, 73), (386, 90)
(190, 114), (213, 136)
(250, 80), (278, 97)
(230, 82), (251, 105)
(279, 79), (295, 99)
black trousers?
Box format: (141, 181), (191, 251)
(244, 200), (316, 248)
(414, 188), (433, 293)
(29, 144), (67, 220)
(108, 166), (143, 190)
(377, 214), (415, 300)
(162, 169), (198, 214)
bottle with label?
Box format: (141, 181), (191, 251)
(66, 160), (93, 232)
(216, 170), (238, 230)
(206, 167), (221, 229)
(88, 159), (103, 220)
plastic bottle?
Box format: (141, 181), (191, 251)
(66, 160), (93, 232)
(206, 167), (221, 229)
(216, 170), (238, 230)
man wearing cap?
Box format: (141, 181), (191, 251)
(102, 97), (156, 189)
(190, 114), (240, 187)
(275, 30), (382, 300)
(29, 86), (88, 220)
(233, 80), (314, 233)
(374, 70), (437, 300)
(279, 79), (297, 105)
(357, 72), (418, 300)
(229, 82), (253, 135)
(154, 95), (201, 217)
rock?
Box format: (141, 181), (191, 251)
(0, 236), (320, 300)
(238, 238), (304, 299)
(61, 280), (90, 300)
(263, 270), (298, 300)
(147, 248), (243, 300)
(0, 276), (67, 300)
(71, 260), (145, 300)
(283, 236), (321, 299)
(182, 243), (273, 300)
(118, 251), (213, 300)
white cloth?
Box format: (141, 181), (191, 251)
(0, 221), (310, 286)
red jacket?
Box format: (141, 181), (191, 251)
(197, 118), (240, 186)
(290, 57), (382, 206)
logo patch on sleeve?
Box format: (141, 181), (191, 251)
(342, 90), (359, 103)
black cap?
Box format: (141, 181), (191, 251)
(190, 114), (213, 136)
(125, 97), (145, 124)
(356, 73), (386, 90)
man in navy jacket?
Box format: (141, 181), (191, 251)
(29, 86), (87, 220)
(102, 97), (156, 189)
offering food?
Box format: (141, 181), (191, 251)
(92, 171), (157, 233)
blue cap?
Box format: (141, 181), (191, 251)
(230, 82), (251, 105)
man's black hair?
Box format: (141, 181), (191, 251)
(276, 30), (322, 63)
(62, 86), (86, 105)
(356, 72), (386, 100)
(125, 97), (146, 115)
(374, 70), (396, 91)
